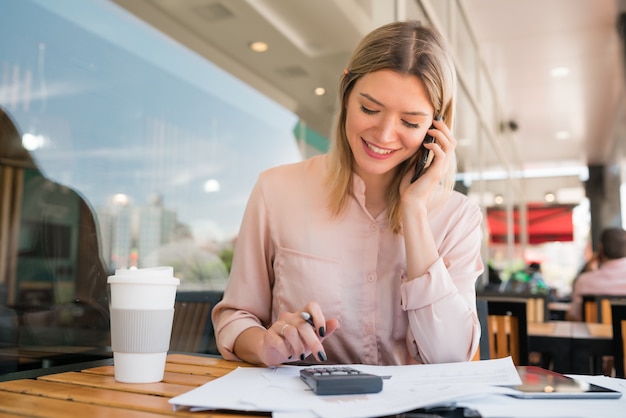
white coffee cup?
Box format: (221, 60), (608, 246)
(108, 266), (180, 383)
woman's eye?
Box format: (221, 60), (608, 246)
(360, 105), (377, 115)
(359, 104), (420, 129)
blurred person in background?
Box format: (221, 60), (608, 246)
(566, 227), (626, 321)
(503, 261), (550, 296)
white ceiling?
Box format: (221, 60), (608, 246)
(112, 0), (626, 202)
(463, 0), (624, 168)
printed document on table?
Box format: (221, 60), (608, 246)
(169, 357), (521, 418)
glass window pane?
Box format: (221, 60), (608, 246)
(2, 0), (301, 281)
(0, 0), (303, 368)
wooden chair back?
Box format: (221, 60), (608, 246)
(611, 300), (626, 378)
(477, 296), (529, 366)
(525, 294), (548, 323)
(477, 290), (547, 323)
(582, 295), (626, 324)
(171, 290), (223, 354)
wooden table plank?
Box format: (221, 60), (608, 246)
(164, 362), (232, 377)
(0, 413), (25, 418)
(527, 322), (558, 336)
(83, 356), (239, 378)
(0, 379), (215, 417)
(81, 365), (213, 386)
(583, 323), (612, 339)
(39, 372), (193, 398)
(0, 390), (172, 418)
(0, 354), (268, 417)
(166, 354), (244, 370)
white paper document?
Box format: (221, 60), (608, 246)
(169, 357), (521, 418)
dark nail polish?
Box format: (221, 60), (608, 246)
(319, 326), (326, 337)
(288, 355), (292, 360)
(300, 353), (305, 361)
(434, 115), (442, 121)
(318, 351), (327, 362)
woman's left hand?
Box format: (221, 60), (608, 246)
(400, 118), (457, 200)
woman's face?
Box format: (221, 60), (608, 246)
(344, 69), (434, 183)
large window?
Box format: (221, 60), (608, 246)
(0, 0), (302, 370)
(1, 0), (301, 291)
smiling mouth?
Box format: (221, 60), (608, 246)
(365, 140), (395, 155)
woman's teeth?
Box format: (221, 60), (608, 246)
(367, 142), (393, 155)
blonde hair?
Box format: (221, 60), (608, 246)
(325, 21), (457, 233)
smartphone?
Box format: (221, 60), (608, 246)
(410, 125), (435, 183)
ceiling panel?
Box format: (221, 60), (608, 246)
(113, 0), (626, 203)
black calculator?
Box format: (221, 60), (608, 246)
(299, 366), (383, 395)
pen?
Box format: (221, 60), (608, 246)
(301, 311), (315, 327)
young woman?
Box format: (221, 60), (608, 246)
(212, 21), (483, 366)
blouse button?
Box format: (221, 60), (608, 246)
(367, 274), (376, 282)
(365, 325), (373, 334)
(370, 223), (378, 231)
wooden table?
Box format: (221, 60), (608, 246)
(0, 353), (258, 417)
(0, 354), (487, 418)
(528, 321), (613, 375)
(547, 301), (571, 320)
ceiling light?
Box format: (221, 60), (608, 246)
(555, 131), (570, 140)
(544, 192), (556, 203)
(494, 194), (504, 205)
(249, 41), (269, 52)
(550, 66), (570, 77)
(314, 87), (326, 96)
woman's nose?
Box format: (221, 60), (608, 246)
(376, 116), (398, 143)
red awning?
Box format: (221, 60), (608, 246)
(487, 204), (575, 245)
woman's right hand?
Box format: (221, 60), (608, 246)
(258, 302), (340, 366)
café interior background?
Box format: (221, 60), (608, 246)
(1, 0), (625, 305)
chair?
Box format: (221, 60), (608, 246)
(611, 300), (626, 378)
(477, 296), (529, 366)
(477, 290), (547, 323)
(170, 290), (223, 354)
(577, 295), (626, 375)
(525, 294), (549, 323)
(582, 295), (626, 325)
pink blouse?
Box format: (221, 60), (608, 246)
(212, 155), (484, 365)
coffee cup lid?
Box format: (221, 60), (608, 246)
(107, 266), (180, 285)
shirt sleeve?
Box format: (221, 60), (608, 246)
(211, 177), (274, 361)
(401, 199), (484, 364)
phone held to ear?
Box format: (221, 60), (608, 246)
(410, 126), (435, 183)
